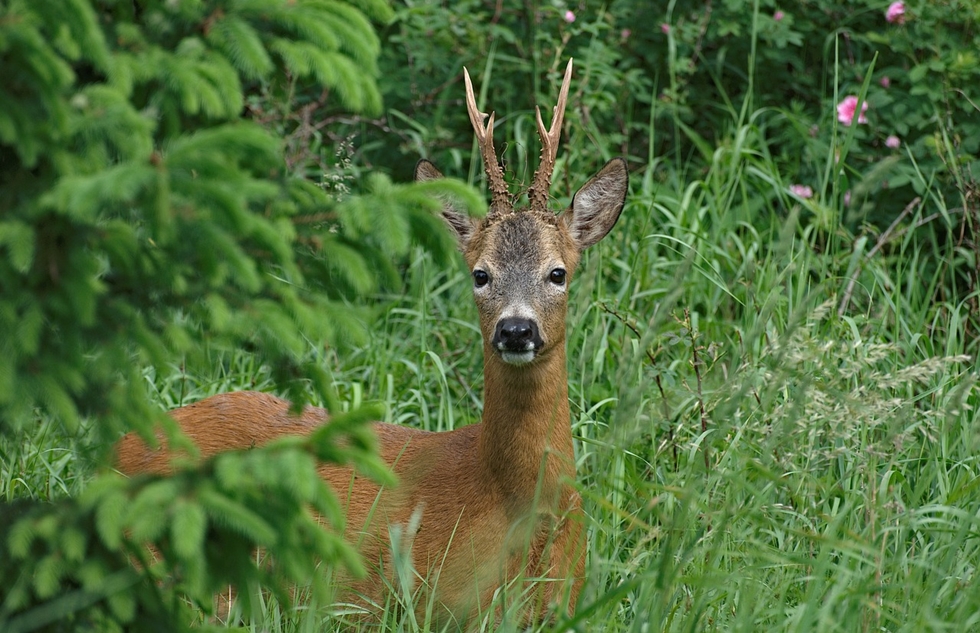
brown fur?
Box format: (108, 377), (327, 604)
(115, 66), (628, 628)
(115, 382), (581, 626)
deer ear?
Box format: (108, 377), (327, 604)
(415, 159), (477, 249)
(414, 158), (444, 183)
(562, 158), (628, 250)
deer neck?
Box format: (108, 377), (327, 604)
(477, 342), (575, 512)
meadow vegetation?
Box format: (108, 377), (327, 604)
(1, 0), (978, 631)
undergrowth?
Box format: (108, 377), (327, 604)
(4, 109), (975, 631)
(2, 5), (978, 633)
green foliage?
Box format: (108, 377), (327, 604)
(0, 409), (388, 633)
(605, 0), (980, 226)
(0, 0), (482, 630)
(563, 152), (979, 632)
(246, 2), (977, 627)
(3, 0), (979, 631)
(0, 0), (468, 444)
(340, 0), (979, 370)
(336, 0), (978, 316)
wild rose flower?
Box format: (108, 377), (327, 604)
(774, 10), (785, 21)
(790, 185), (813, 199)
(885, 135), (901, 149)
(661, 23), (670, 34)
(837, 96), (869, 126)
(885, 2), (905, 24)
(564, 10), (575, 23)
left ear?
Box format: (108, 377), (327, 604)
(415, 158), (478, 250)
(562, 158), (628, 250)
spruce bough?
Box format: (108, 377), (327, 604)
(0, 1), (478, 630)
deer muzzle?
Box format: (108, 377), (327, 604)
(493, 317), (544, 364)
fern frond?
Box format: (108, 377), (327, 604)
(207, 14), (273, 79)
(198, 487), (278, 546)
(41, 164), (157, 221)
(332, 0), (394, 23)
(0, 220), (35, 273)
(316, 1), (382, 67)
(268, 39), (380, 113)
(34, 0), (110, 68)
(159, 38), (244, 119)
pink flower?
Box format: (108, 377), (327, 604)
(564, 10), (576, 23)
(885, 1), (905, 24)
(660, 23), (670, 34)
(885, 135), (901, 149)
(621, 28), (631, 40)
(837, 96), (869, 126)
(790, 184), (813, 199)
(880, 76), (891, 88)
(774, 10), (785, 21)
(844, 190), (852, 207)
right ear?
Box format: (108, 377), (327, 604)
(414, 159), (477, 250)
(562, 157), (628, 251)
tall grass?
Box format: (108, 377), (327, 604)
(2, 33), (978, 633)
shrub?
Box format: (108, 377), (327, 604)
(327, 1), (977, 239)
(0, 0), (479, 629)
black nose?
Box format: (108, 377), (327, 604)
(493, 317), (543, 351)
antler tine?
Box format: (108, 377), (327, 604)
(528, 59), (573, 212)
(463, 67), (510, 217)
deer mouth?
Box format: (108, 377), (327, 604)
(499, 349), (537, 365)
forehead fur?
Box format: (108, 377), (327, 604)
(463, 209), (580, 271)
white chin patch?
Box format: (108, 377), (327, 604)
(500, 350), (536, 365)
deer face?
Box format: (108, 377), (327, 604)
(415, 158), (629, 366)
(414, 59), (628, 366)
(468, 211), (576, 364)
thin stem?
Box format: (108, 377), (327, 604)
(686, 308), (709, 473)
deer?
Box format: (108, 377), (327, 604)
(115, 58), (628, 628)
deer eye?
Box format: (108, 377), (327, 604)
(473, 270), (490, 288)
(549, 268), (566, 285)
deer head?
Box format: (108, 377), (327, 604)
(415, 59), (628, 368)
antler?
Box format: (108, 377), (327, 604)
(527, 59), (573, 212)
(463, 67), (511, 218)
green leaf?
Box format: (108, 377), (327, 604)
(106, 588), (136, 622)
(59, 526), (87, 563)
(207, 15), (274, 79)
(8, 516), (36, 559)
(34, 554), (66, 599)
(127, 479), (178, 542)
(0, 221), (35, 273)
(198, 487), (277, 545)
(171, 500), (206, 561)
(87, 481), (141, 552)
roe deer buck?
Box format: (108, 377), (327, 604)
(115, 59), (628, 627)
